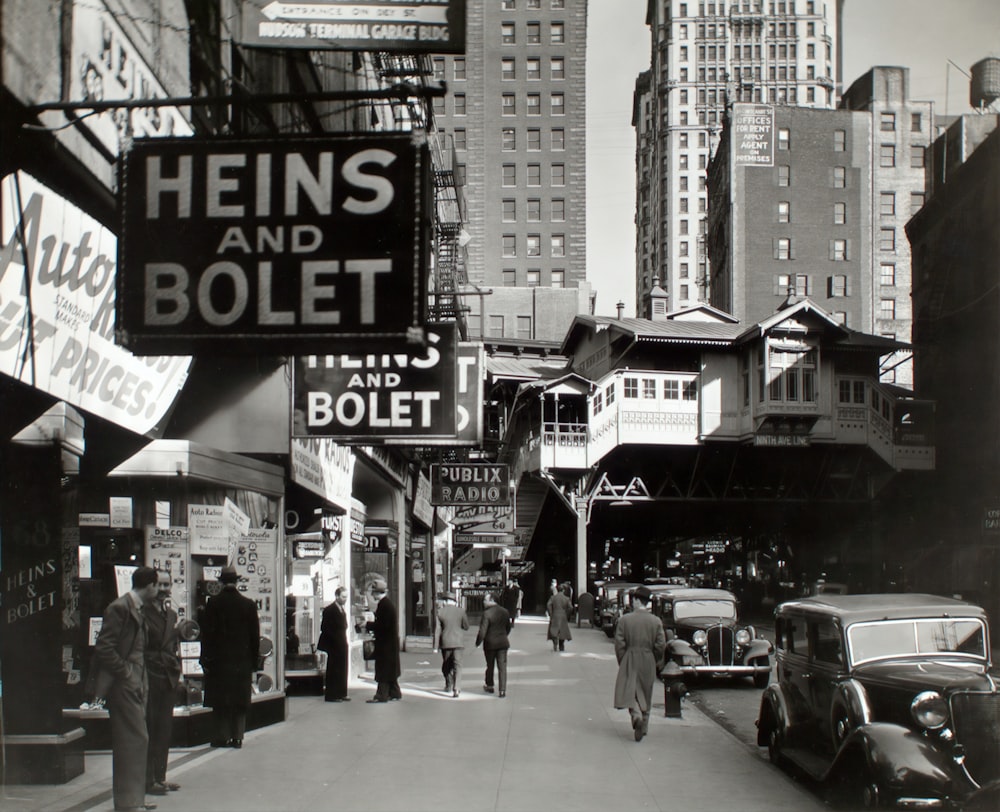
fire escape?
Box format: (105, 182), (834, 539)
(428, 132), (468, 332)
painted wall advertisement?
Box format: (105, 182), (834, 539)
(732, 103), (775, 167)
(0, 171), (192, 435)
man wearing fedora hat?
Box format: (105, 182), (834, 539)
(613, 585), (666, 742)
(434, 591), (469, 697)
(200, 565), (260, 748)
(365, 577), (402, 702)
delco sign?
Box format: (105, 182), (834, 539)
(292, 323), (457, 442)
(430, 464), (510, 506)
(117, 134), (430, 352)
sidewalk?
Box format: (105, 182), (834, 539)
(4, 615), (823, 812)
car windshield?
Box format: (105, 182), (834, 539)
(847, 618), (988, 666)
(673, 599), (736, 621)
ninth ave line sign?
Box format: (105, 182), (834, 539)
(430, 463), (510, 506)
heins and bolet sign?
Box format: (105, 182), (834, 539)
(117, 134), (429, 352)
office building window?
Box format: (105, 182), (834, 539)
(911, 112), (922, 132)
(624, 378), (639, 398)
(551, 22), (565, 43)
(879, 228), (895, 252)
(551, 269), (565, 287)
(880, 112), (895, 131)
(502, 164), (516, 185)
(552, 164), (565, 185)
(552, 0), (564, 7)
(777, 128), (790, 149)
(454, 128), (466, 151)
(527, 22), (540, 43)
(502, 0), (515, 8)
(527, 93), (540, 114)
(527, 164), (541, 186)
(880, 192), (895, 217)
(501, 23), (515, 44)
(454, 93), (466, 115)
(551, 128), (565, 150)
(527, 199), (541, 221)
(526, 270), (540, 287)
(880, 263), (895, 286)
(488, 315), (504, 337)
(776, 273), (810, 296)
(833, 166), (846, 188)
(527, 128), (541, 150)
(834, 129), (846, 151)
(502, 94), (516, 115)
(527, 234), (541, 256)
(433, 96), (445, 115)
(433, 57), (445, 81)
(911, 146), (925, 168)
(501, 58), (515, 80)
(550, 57), (564, 79)
(516, 316), (532, 338)
(552, 199), (565, 221)
(526, 58), (540, 80)
(778, 201), (790, 223)
(830, 239), (848, 261)
(679, 241), (689, 257)
(828, 274), (849, 296)
(880, 144), (895, 167)
(502, 128), (516, 150)
(679, 219), (689, 235)
(778, 165), (791, 186)
(880, 299), (896, 319)
(502, 268), (516, 286)
(833, 201), (846, 224)
(551, 234), (565, 256)
(680, 197), (689, 213)
(502, 199), (516, 221)
(551, 93), (565, 115)
(453, 58), (466, 80)
(910, 192), (925, 214)
(502, 235), (516, 256)
(775, 237), (792, 260)
(679, 176), (688, 191)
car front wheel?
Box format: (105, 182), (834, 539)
(767, 724), (784, 766)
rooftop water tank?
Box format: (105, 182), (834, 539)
(970, 57), (1000, 109)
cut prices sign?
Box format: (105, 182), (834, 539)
(0, 172), (191, 435)
(117, 134), (430, 352)
(292, 322), (457, 441)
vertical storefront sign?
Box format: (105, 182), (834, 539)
(0, 172), (192, 435)
(145, 526), (191, 621)
(230, 527), (278, 690)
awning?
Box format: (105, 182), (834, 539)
(108, 439), (285, 496)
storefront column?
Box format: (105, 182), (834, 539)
(575, 497), (588, 602)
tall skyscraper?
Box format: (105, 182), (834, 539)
(635, 0), (843, 316)
(434, 0), (591, 343)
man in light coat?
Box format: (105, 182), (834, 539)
(613, 585), (666, 742)
(435, 591), (469, 697)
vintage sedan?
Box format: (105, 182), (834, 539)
(596, 581), (640, 638)
(757, 594), (1000, 810)
(651, 587), (773, 687)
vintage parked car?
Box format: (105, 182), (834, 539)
(757, 594), (1000, 810)
(651, 587), (773, 687)
(596, 581), (640, 638)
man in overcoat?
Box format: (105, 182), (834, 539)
(365, 577), (402, 702)
(199, 565), (260, 748)
(144, 571), (182, 795)
(94, 565), (160, 812)
(613, 585), (666, 742)
(546, 584), (574, 651)
(317, 586), (351, 702)
(434, 591), (469, 697)
(475, 591), (512, 697)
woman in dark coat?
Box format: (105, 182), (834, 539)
(199, 566), (260, 748)
(546, 584), (573, 651)
(365, 579), (401, 702)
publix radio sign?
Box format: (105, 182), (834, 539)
(430, 464), (510, 506)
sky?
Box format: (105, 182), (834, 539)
(585, 0), (1000, 318)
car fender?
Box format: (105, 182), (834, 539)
(744, 638), (773, 662)
(757, 683), (791, 745)
(830, 678), (872, 746)
(829, 722), (978, 797)
(666, 638), (699, 660)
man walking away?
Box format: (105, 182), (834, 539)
(500, 578), (521, 627)
(613, 585), (666, 742)
(577, 588), (596, 628)
(199, 566), (260, 749)
(475, 592), (512, 697)
(435, 591), (469, 697)
(144, 571), (182, 796)
(318, 587), (351, 702)
(94, 565), (160, 812)
(365, 578), (402, 702)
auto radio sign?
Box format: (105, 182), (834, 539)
(117, 133), (430, 352)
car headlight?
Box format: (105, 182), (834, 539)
(692, 630), (707, 646)
(736, 629), (751, 645)
(911, 691), (949, 730)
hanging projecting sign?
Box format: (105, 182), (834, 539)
(117, 133), (430, 353)
(430, 464), (510, 506)
(238, 0), (466, 54)
(291, 322), (457, 442)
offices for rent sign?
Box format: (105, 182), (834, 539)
(117, 133), (430, 353)
(0, 172), (191, 435)
(732, 104), (775, 167)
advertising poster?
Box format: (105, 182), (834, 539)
(188, 504), (228, 556)
(145, 526), (191, 621)
(231, 527), (278, 691)
(732, 103), (775, 167)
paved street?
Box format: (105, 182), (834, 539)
(6, 616), (824, 812)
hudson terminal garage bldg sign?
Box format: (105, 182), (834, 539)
(117, 133), (430, 353)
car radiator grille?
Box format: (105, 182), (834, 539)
(949, 691), (1000, 787)
(705, 626), (736, 666)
